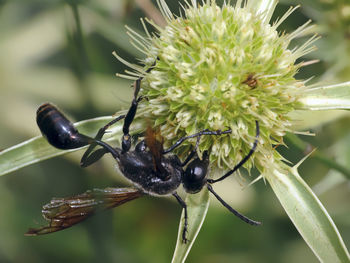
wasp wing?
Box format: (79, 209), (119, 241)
(145, 126), (165, 174)
(25, 187), (143, 236)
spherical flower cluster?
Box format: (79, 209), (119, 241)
(114, 0), (317, 175)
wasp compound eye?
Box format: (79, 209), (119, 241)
(36, 103), (93, 150)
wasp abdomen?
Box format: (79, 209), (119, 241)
(36, 103), (92, 150)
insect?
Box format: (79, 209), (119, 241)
(28, 69), (261, 242)
(242, 73), (258, 88)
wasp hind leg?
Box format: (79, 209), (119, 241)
(80, 115), (125, 167)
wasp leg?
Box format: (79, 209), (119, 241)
(121, 61), (156, 153)
(180, 136), (203, 167)
(173, 192), (189, 243)
(121, 81), (144, 153)
(80, 115), (125, 167)
(207, 184), (261, 225)
(163, 128), (232, 154)
(207, 121), (259, 184)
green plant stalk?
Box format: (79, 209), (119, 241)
(171, 189), (209, 263)
(67, 2), (95, 111)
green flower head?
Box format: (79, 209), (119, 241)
(114, 0), (318, 176)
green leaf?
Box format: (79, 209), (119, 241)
(0, 116), (132, 176)
(171, 188), (210, 263)
(289, 110), (348, 130)
(285, 133), (350, 179)
(266, 160), (350, 262)
(300, 81), (350, 110)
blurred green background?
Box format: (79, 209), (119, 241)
(0, 0), (349, 262)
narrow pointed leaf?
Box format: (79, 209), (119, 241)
(266, 165), (350, 262)
(300, 82), (350, 110)
(171, 188), (210, 263)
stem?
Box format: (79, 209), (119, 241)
(285, 133), (350, 179)
(66, 2), (96, 114)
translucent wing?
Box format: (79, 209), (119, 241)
(145, 126), (164, 173)
(26, 187), (143, 236)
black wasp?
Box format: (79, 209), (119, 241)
(28, 66), (261, 242)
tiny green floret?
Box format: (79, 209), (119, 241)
(114, 0), (318, 175)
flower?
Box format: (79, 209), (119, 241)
(0, 0), (349, 262)
(114, 0), (318, 177)
(111, 1), (350, 261)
